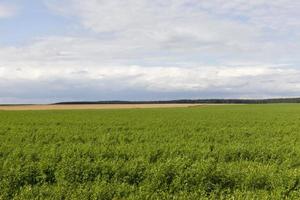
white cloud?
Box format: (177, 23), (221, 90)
(0, 3), (17, 18)
(46, 0), (259, 49)
(44, 0), (300, 62)
(1, 1), (300, 103)
(198, 0), (300, 31)
(1, 61), (300, 103)
(1, 36), (300, 103)
(46, 0), (300, 35)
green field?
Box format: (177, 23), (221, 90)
(1, 104), (300, 199)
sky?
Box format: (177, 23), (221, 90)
(1, 0), (300, 103)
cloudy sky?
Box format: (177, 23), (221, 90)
(1, 0), (300, 103)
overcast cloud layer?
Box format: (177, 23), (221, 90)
(1, 0), (300, 103)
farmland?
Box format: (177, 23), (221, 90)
(0, 103), (201, 111)
(1, 104), (300, 199)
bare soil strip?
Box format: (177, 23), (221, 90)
(0, 104), (203, 111)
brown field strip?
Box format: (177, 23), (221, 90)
(0, 104), (204, 111)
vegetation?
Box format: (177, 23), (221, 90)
(1, 104), (300, 199)
(55, 97), (300, 104)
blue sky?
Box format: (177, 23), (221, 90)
(1, 0), (300, 103)
(0, 0), (77, 45)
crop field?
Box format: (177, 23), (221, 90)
(1, 104), (300, 199)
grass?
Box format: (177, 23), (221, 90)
(1, 104), (300, 199)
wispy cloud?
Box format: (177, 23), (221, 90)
(44, 0), (300, 63)
(0, 3), (17, 18)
